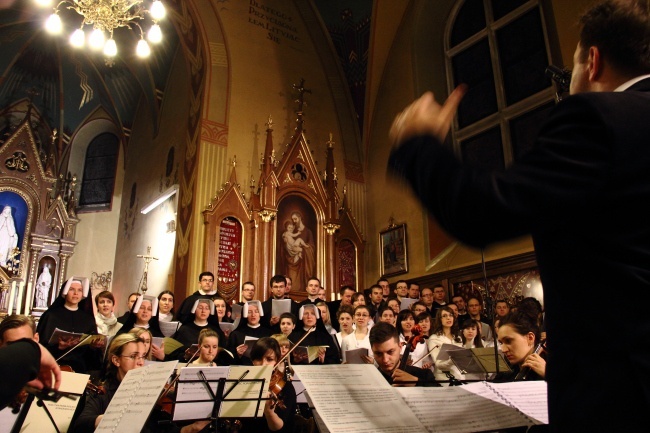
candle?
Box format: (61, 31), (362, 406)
(330, 292), (335, 302)
(15, 281), (24, 315)
(7, 281), (16, 315)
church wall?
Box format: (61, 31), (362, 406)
(187, 0), (361, 289)
(109, 48), (191, 314)
(66, 148), (124, 285)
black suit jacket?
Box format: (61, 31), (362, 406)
(388, 78), (650, 432)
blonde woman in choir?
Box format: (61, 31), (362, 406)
(427, 306), (464, 384)
(340, 305), (374, 363)
(315, 301), (336, 335)
(191, 328), (220, 366)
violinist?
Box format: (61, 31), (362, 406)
(36, 277), (98, 373)
(396, 310), (428, 366)
(494, 309), (546, 382)
(129, 328), (165, 361)
(71, 334), (210, 433)
(369, 322), (439, 387)
(427, 306), (464, 384)
(190, 329), (220, 366)
(239, 337), (296, 433)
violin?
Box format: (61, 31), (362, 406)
(515, 339), (547, 381)
(59, 365), (106, 395)
(268, 365), (290, 410)
(399, 324), (423, 370)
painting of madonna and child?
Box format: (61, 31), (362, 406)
(276, 196), (317, 294)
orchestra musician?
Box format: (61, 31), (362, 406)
(190, 328), (220, 367)
(71, 333), (210, 433)
(494, 309), (546, 382)
(369, 322), (439, 387)
(239, 337), (296, 433)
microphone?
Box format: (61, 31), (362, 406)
(545, 65), (571, 95)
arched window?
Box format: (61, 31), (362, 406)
(446, 0), (558, 170)
(78, 133), (119, 210)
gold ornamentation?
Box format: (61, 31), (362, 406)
(5, 151), (29, 172)
(284, 173), (293, 184)
(259, 210), (276, 222)
(308, 180), (315, 192)
(324, 223), (340, 235)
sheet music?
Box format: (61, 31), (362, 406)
(173, 366), (230, 421)
(231, 303), (242, 320)
(19, 370), (88, 433)
(400, 298), (418, 312)
(271, 299), (292, 316)
(396, 381), (547, 433)
(95, 361), (178, 433)
(159, 321), (180, 337)
(480, 381), (548, 424)
(220, 365), (272, 418)
(293, 364), (425, 433)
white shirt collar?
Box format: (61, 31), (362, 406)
(615, 74), (650, 91)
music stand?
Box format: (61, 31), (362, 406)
(448, 347), (511, 380)
(173, 366), (272, 432)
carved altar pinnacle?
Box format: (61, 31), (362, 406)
(266, 115), (273, 130)
(292, 78), (311, 132)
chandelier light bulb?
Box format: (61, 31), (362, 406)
(69, 29), (85, 48)
(88, 29), (105, 50)
(136, 38), (151, 58)
(45, 13), (62, 34)
(148, 24), (162, 43)
(150, 1), (166, 21)
(104, 38), (118, 57)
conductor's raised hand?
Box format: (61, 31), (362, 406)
(389, 86), (466, 147)
(26, 343), (62, 391)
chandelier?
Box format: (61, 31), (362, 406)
(35, 0), (166, 58)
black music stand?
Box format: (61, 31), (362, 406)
(448, 347), (511, 381)
(173, 366), (270, 432)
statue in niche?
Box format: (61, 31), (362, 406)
(0, 206), (18, 267)
(35, 264), (52, 308)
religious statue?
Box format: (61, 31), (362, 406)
(0, 205), (18, 268)
(281, 211), (315, 292)
(35, 264), (52, 308)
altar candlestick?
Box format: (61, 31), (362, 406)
(7, 280), (16, 315)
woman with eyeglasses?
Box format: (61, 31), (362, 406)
(427, 306), (464, 385)
(72, 333), (210, 433)
(340, 305), (374, 363)
(129, 327), (165, 361)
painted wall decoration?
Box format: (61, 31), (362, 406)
(217, 217), (243, 301)
(337, 238), (356, 290)
(276, 195), (317, 293)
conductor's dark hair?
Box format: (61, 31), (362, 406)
(369, 321), (399, 346)
(579, 0), (650, 75)
(250, 336), (281, 362)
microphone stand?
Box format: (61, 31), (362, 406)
(480, 248), (500, 377)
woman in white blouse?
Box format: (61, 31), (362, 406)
(427, 306), (464, 384)
(340, 305), (373, 363)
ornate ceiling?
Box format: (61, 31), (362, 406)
(0, 1), (179, 170)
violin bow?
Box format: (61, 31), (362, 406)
(276, 325), (315, 371)
(55, 333), (94, 363)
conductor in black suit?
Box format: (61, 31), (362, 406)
(388, 1), (650, 431)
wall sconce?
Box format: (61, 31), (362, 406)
(141, 184), (178, 214)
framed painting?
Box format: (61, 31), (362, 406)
(379, 223), (408, 277)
